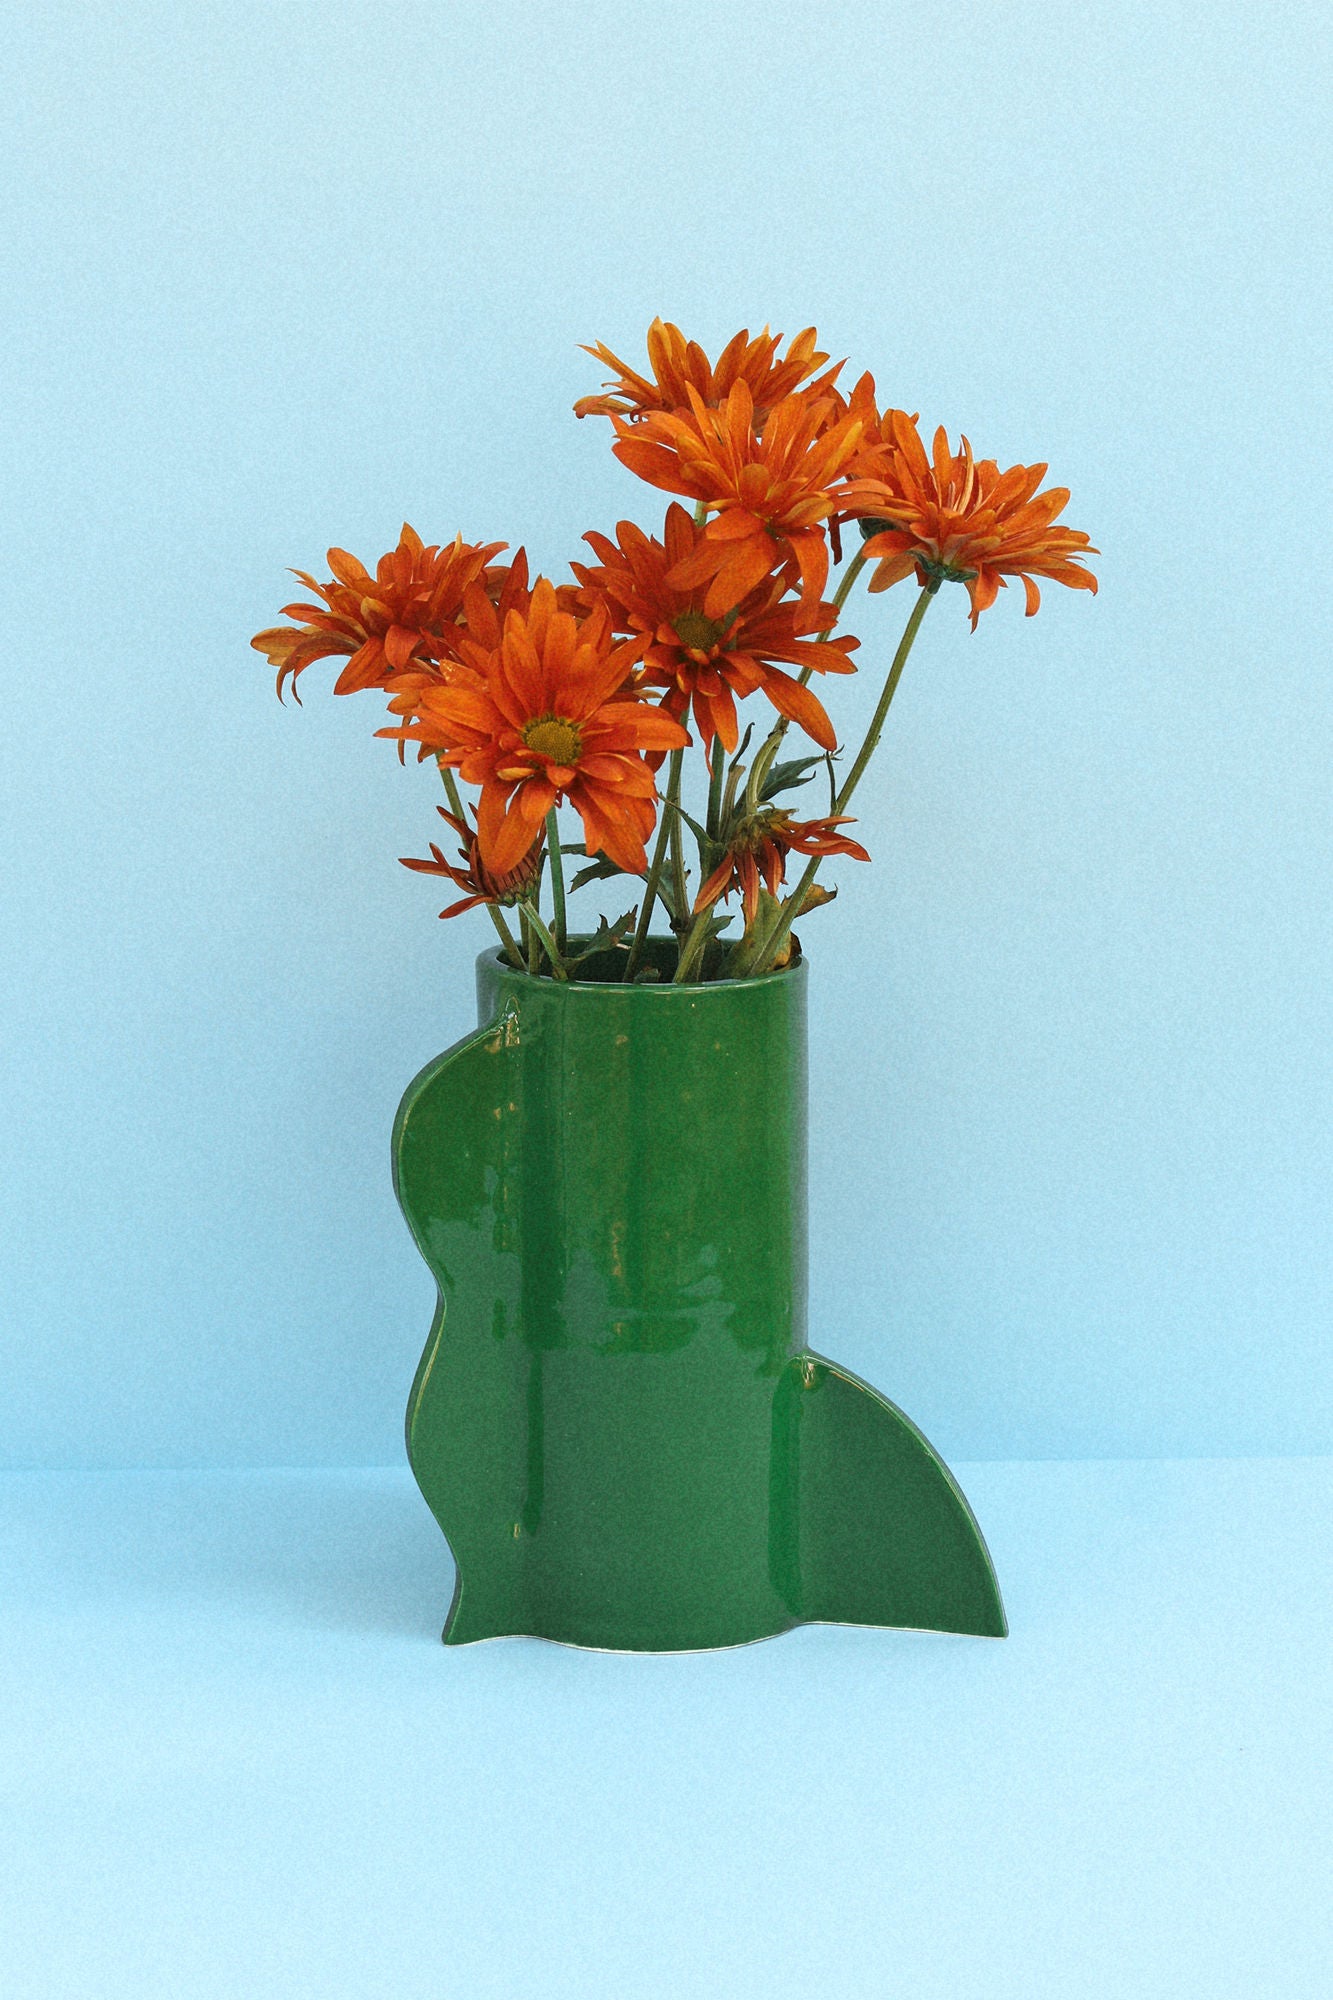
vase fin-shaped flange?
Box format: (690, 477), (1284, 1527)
(771, 1350), (1007, 1637)
(394, 1006), (533, 1646)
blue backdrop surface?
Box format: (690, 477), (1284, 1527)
(2, 0), (1330, 1467)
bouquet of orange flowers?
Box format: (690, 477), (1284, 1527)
(253, 320), (1097, 983)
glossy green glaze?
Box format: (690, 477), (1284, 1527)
(393, 945), (1006, 1650)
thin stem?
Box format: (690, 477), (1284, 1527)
(485, 900), (523, 968)
(438, 758), (522, 967)
(705, 732), (727, 840)
(624, 749), (682, 981)
(719, 733), (750, 831)
(668, 792), (688, 929)
(746, 582), (937, 977)
(674, 735), (732, 983)
(830, 582), (935, 816)
(672, 902), (716, 985)
(522, 900), (568, 980)
(742, 547), (871, 818)
(744, 728), (783, 821)
(544, 807), (567, 955)
(820, 546), (867, 641)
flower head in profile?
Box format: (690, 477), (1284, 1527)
(382, 578), (688, 876)
(575, 318), (842, 428)
(695, 809), (870, 928)
(250, 525), (506, 701)
(399, 805), (543, 919)
(572, 504), (857, 754)
(852, 413), (1099, 627)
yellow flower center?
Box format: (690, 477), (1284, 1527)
(672, 610), (726, 654)
(522, 715), (583, 764)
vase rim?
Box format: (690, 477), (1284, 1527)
(476, 941), (807, 995)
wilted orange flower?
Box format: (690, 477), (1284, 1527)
(251, 525), (506, 701)
(383, 578), (689, 876)
(611, 381), (874, 614)
(853, 413), (1099, 627)
(575, 318), (842, 427)
(400, 805), (543, 918)
(695, 810), (871, 928)
(573, 503), (856, 754)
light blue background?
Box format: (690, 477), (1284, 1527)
(3, 0), (1330, 1469)
(3, 1459), (1329, 1999)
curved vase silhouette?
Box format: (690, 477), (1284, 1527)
(393, 946), (1006, 1651)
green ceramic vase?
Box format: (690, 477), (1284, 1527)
(393, 944), (1006, 1651)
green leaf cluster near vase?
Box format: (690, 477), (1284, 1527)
(394, 945), (1006, 1649)
(254, 317), (1096, 1647)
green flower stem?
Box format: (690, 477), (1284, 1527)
(672, 901), (716, 985)
(624, 748), (683, 981)
(743, 547), (870, 817)
(829, 581), (936, 816)
(523, 898), (568, 980)
(820, 545), (868, 641)
(747, 581), (937, 977)
(672, 736), (731, 983)
(485, 900), (523, 970)
(668, 785), (689, 926)
(437, 758), (522, 968)
(705, 732), (727, 841)
(438, 761), (467, 817)
(545, 807), (567, 955)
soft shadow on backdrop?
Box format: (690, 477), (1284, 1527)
(2, 0), (1329, 1468)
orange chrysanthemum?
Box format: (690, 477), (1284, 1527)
(250, 525), (506, 701)
(572, 503), (856, 754)
(383, 578), (689, 877)
(400, 805), (543, 919)
(380, 547), (555, 727)
(827, 370), (912, 455)
(852, 413), (1099, 628)
(611, 380), (878, 615)
(574, 318), (843, 428)
(695, 810), (871, 928)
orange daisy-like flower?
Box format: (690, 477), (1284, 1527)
(572, 503), (856, 754)
(381, 547), (548, 726)
(399, 805), (543, 919)
(695, 810), (871, 928)
(250, 525), (506, 701)
(574, 318), (843, 428)
(383, 578), (688, 877)
(611, 380), (875, 615)
(853, 413), (1099, 628)
(382, 550), (587, 751)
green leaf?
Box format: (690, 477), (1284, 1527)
(750, 885), (784, 934)
(569, 855), (627, 894)
(666, 800), (710, 846)
(566, 908), (639, 964)
(759, 756), (821, 802)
